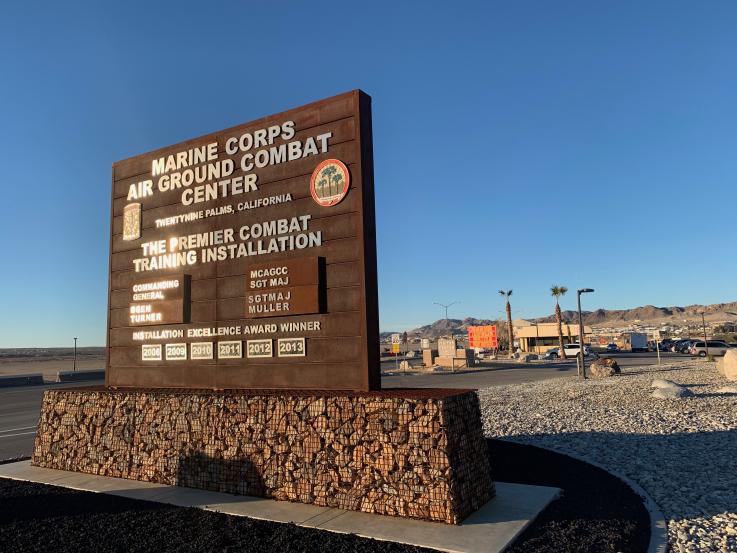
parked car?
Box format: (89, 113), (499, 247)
(544, 347), (561, 359)
(560, 343), (599, 359)
(690, 341), (731, 357)
(674, 339), (694, 354)
(605, 343), (620, 353)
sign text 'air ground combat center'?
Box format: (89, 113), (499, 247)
(107, 90), (379, 391)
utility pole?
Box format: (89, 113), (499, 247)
(577, 289), (594, 378)
(73, 337), (78, 372)
(702, 313), (709, 358)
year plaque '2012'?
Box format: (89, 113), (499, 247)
(106, 90), (379, 391)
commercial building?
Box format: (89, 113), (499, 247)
(513, 321), (593, 354)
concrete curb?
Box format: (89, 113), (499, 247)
(56, 369), (105, 383)
(511, 441), (668, 553)
(0, 373), (44, 387)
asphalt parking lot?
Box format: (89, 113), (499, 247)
(381, 351), (684, 388)
(0, 352), (683, 459)
(0, 381), (96, 460)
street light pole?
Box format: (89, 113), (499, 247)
(433, 301), (459, 326)
(701, 313), (709, 358)
(577, 289), (594, 379)
(73, 337), (78, 372)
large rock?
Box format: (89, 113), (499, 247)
(652, 387), (694, 399)
(588, 357), (620, 378)
(651, 379), (693, 399)
(720, 350), (737, 381)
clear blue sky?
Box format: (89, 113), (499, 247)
(1, 1), (736, 346)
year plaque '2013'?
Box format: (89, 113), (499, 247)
(106, 90), (379, 391)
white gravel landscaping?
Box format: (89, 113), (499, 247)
(478, 358), (737, 553)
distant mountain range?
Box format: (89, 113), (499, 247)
(381, 301), (737, 338)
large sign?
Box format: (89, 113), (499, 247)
(467, 325), (498, 349)
(107, 90), (379, 390)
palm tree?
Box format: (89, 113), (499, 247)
(318, 177), (328, 197)
(551, 285), (568, 359)
(322, 166), (337, 196)
(499, 290), (514, 358)
(332, 172), (343, 196)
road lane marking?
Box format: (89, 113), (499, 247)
(0, 431), (37, 439)
(0, 426), (37, 434)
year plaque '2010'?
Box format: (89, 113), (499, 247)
(106, 90), (379, 391)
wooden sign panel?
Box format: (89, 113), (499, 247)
(106, 90), (379, 391)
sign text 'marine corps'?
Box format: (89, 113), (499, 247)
(107, 90), (380, 391)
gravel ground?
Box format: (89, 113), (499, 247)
(489, 439), (649, 552)
(478, 357), (737, 553)
(0, 477), (434, 553)
(1, 441), (649, 552)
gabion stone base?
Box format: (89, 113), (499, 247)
(32, 387), (493, 524)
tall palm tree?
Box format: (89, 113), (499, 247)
(499, 290), (514, 358)
(551, 285), (568, 359)
(322, 165), (337, 195)
(332, 172), (343, 195)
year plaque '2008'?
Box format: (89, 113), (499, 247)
(106, 90), (379, 391)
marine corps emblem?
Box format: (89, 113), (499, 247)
(123, 203), (141, 241)
(310, 159), (350, 207)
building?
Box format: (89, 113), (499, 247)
(513, 321), (593, 354)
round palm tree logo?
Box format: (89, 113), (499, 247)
(310, 159), (350, 207)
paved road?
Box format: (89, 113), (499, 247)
(0, 381), (104, 460)
(0, 352), (682, 459)
(382, 351), (684, 389)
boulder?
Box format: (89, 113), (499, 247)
(651, 379), (693, 399)
(720, 350), (737, 381)
(651, 378), (680, 391)
(399, 361), (411, 371)
(652, 387), (694, 399)
(588, 357), (620, 378)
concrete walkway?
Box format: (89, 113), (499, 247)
(0, 461), (559, 553)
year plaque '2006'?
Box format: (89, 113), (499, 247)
(106, 90), (379, 391)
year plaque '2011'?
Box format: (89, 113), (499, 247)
(106, 90), (379, 391)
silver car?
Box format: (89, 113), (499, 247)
(690, 341), (731, 357)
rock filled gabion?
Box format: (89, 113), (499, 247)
(32, 388), (493, 524)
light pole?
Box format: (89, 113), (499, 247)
(73, 337), (78, 372)
(701, 313), (709, 358)
(577, 289), (594, 378)
(433, 301), (459, 333)
(530, 321), (540, 354)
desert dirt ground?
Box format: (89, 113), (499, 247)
(0, 348), (105, 380)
